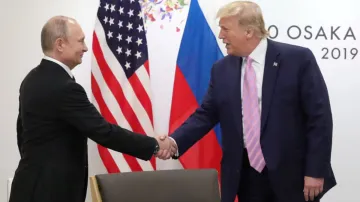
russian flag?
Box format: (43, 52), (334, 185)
(168, 0), (223, 175)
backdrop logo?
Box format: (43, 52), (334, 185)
(140, 0), (189, 32)
(267, 25), (358, 60)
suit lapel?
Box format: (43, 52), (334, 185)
(261, 39), (281, 132)
(229, 57), (243, 137)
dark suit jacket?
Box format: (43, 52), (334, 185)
(171, 39), (336, 202)
(9, 59), (158, 202)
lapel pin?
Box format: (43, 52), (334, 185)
(273, 62), (278, 67)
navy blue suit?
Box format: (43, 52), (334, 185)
(171, 39), (336, 202)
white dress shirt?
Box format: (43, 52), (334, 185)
(43, 56), (74, 79)
(241, 38), (268, 147)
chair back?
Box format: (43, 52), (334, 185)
(90, 169), (221, 202)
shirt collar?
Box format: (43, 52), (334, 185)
(43, 55), (74, 78)
(245, 38), (268, 65)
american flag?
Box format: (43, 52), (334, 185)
(91, 0), (156, 173)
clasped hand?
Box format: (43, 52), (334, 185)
(154, 135), (178, 160)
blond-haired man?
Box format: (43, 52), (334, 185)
(165, 1), (336, 202)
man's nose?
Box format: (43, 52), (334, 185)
(218, 33), (223, 39)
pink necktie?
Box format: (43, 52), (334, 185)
(242, 57), (266, 173)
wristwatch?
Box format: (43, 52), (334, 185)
(153, 140), (160, 155)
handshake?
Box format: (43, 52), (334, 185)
(154, 136), (178, 160)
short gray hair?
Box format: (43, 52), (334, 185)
(40, 16), (75, 52)
(216, 1), (268, 38)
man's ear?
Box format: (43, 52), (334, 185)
(54, 38), (65, 52)
(245, 27), (255, 39)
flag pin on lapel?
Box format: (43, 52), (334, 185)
(273, 62), (278, 67)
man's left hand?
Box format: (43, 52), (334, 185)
(304, 176), (324, 201)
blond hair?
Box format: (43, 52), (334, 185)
(216, 1), (268, 38)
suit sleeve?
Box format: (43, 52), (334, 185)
(57, 81), (157, 161)
(300, 48), (333, 178)
(16, 83), (23, 158)
(171, 65), (219, 157)
(16, 104), (23, 158)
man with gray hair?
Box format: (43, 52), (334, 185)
(162, 1), (336, 202)
(9, 16), (173, 202)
